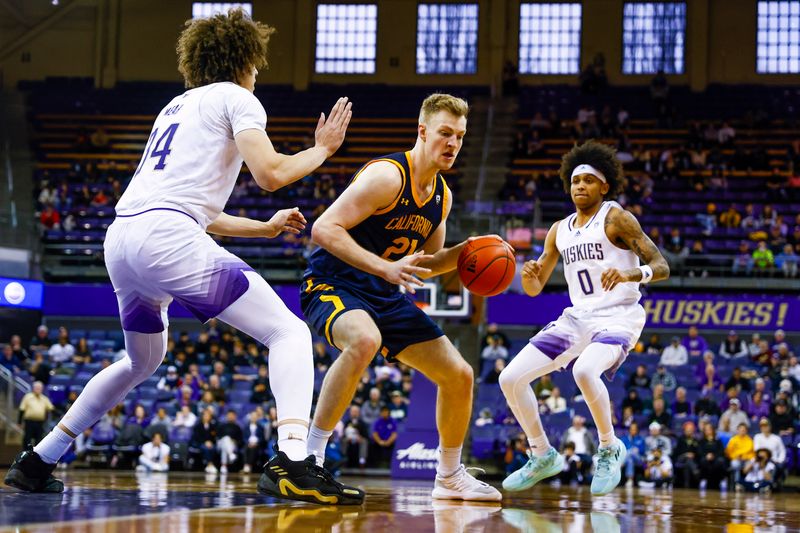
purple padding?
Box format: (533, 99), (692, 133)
(173, 259), (254, 322)
(120, 295), (164, 334)
(530, 333), (572, 359)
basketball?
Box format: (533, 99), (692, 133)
(457, 237), (516, 297)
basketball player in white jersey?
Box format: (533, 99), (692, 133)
(6, 9), (364, 504)
(499, 141), (669, 496)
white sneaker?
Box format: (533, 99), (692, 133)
(205, 463), (218, 474)
(432, 465), (502, 502)
(243, 464), (252, 474)
(220, 465), (228, 474)
(135, 465), (147, 473)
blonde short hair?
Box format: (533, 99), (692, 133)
(419, 93), (469, 124)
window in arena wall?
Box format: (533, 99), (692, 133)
(519, 2), (582, 75)
(315, 4), (378, 74)
(622, 2), (686, 74)
(416, 3), (479, 74)
(757, 1), (800, 73)
(191, 2), (252, 19)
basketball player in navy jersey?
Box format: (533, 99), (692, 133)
(500, 141), (670, 495)
(302, 94), (501, 501)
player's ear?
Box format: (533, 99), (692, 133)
(419, 123), (426, 142)
(601, 182), (610, 196)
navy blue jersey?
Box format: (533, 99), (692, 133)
(305, 151), (449, 296)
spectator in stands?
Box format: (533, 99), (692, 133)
(136, 432), (170, 473)
(192, 409), (218, 474)
(775, 243), (798, 278)
(673, 420), (701, 488)
(197, 391), (219, 417)
(361, 388), (382, 429)
(39, 204), (60, 231)
(313, 341), (333, 372)
(480, 335), (509, 378)
(242, 410), (267, 473)
(660, 337), (688, 367)
(174, 405), (198, 429)
(698, 424), (727, 489)
(128, 405), (150, 430)
(101, 404), (125, 430)
(686, 240), (709, 278)
(475, 408), (494, 427)
(150, 407), (172, 431)
(642, 447), (673, 488)
(48, 327), (75, 366)
(545, 386), (567, 414)
(1, 345), (22, 373)
(205, 374), (227, 404)
(371, 406), (397, 468)
(9, 335), (30, 364)
(90, 189), (109, 208)
(562, 416), (596, 465)
(505, 434), (529, 475)
(694, 392), (721, 418)
(217, 410), (243, 474)
(719, 398), (749, 434)
(719, 204), (741, 229)
(19, 381), (54, 448)
(249, 365), (271, 405)
(210, 361), (232, 389)
(342, 405), (369, 468)
(628, 365), (650, 389)
(621, 422), (645, 486)
(752, 241), (775, 275)
(747, 334), (762, 358)
(696, 203), (717, 236)
(740, 448), (776, 493)
(649, 399), (672, 431)
(726, 422), (755, 485)
(622, 389), (644, 415)
(645, 422), (672, 457)
(664, 229), (689, 271)
(558, 442), (585, 485)
(672, 387), (691, 418)
(719, 331), (748, 359)
(28, 352), (52, 386)
(732, 241), (753, 276)
(157, 366), (180, 397)
(752, 340), (774, 368)
(753, 418), (786, 475)
(645, 334), (663, 355)
(533, 374), (554, 399)
(72, 338), (92, 364)
(483, 358), (505, 385)
(89, 127), (110, 151)
(769, 399), (794, 437)
(651, 365), (677, 392)
(388, 391), (408, 422)
(724, 367), (751, 393)
(717, 122), (736, 146)
(683, 326), (708, 359)
(746, 390), (770, 423)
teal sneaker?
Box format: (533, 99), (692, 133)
(502, 447), (564, 492)
(590, 439), (627, 496)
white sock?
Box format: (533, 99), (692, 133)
(599, 431), (616, 448)
(34, 426), (74, 465)
(307, 425), (333, 466)
(528, 434), (551, 457)
(437, 445), (462, 478)
(277, 423), (309, 462)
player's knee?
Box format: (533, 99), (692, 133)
(498, 367), (516, 395)
(346, 330), (382, 365)
(571, 362), (594, 387)
(452, 360), (473, 390)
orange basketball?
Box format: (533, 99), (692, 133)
(457, 237), (516, 297)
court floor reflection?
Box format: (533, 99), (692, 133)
(0, 471), (797, 532)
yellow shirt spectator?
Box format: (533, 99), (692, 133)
(725, 431), (755, 461)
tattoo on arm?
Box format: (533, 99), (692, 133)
(612, 210), (671, 282)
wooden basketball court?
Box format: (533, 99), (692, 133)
(0, 470), (797, 532)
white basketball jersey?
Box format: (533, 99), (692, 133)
(116, 82), (267, 228)
(556, 201), (641, 310)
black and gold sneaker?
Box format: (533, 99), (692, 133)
(4, 450), (64, 493)
(257, 450), (364, 505)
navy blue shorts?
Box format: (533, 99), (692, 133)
(300, 277), (444, 361)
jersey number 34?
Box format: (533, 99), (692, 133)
(133, 123), (181, 177)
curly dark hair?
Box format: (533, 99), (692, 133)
(559, 140), (625, 199)
(176, 8), (275, 88)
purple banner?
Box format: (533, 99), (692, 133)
(487, 293), (800, 331)
(391, 371), (439, 479)
(43, 283), (304, 320)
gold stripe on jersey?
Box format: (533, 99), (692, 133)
(350, 158), (408, 216)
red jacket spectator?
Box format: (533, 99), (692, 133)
(40, 206), (60, 229)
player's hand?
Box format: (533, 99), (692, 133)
(264, 207), (307, 238)
(314, 97), (353, 157)
(467, 234), (516, 252)
(382, 250), (433, 294)
(521, 260), (541, 280)
(600, 268), (633, 291)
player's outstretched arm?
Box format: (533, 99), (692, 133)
(207, 208), (307, 239)
(311, 161), (433, 293)
(602, 207), (671, 290)
(235, 97), (352, 192)
(521, 221), (560, 297)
